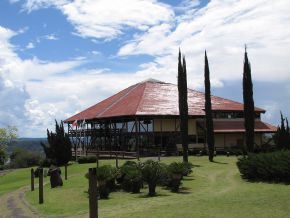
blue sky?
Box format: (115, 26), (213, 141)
(0, 0), (289, 137)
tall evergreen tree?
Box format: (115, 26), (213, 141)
(274, 112), (290, 149)
(243, 46), (255, 153)
(41, 120), (72, 166)
(177, 49), (189, 162)
(204, 51), (215, 162)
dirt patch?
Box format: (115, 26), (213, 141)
(0, 187), (42, 218)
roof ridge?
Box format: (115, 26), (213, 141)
(135, 81), (148, 114)
(96, 83), (141, 117)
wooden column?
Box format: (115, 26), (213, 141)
(153, 119), (155, 146)
(65, 164), (68, 180)
(74, 124), (77, 161)
(115, 152), (119, 168)
(125, 121), (128, 152)
(31, 168), (34, 191)
(89, 168), (98, 218)
(160, 118), (163, 155)
(135, 118), (140, 160)
(38, 168), (44, 204)
(224, 134), (226, 149)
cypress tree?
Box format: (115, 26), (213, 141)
(204, 51), (215, 162)
(243, 46), (255, 153)
(177, 49), (189, 162)
(274, 112), (290, 149)
(41, 120), (72, 166)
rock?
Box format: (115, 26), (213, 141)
(48, 166), (63, 188)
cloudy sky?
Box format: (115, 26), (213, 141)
(0, 0), (289, 137)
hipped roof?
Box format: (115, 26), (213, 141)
(64, 79), (265, 123)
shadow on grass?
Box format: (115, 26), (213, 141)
(192, 164), (202, 167)
(212, 161), (228, 165)
(182, 176), (195, 181)
(137, 192), (170, 198)
(177, 187), (191, 195)
(240, 175), (290, 185)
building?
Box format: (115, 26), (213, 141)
(64, 79), (276, 157)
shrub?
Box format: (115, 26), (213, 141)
(237, 150), (290, 183)
(40, 158), (52, 167)
(34, 167), (49, 178)
(85, 165), (116, 199)
(167, 162), (184, 192)
(78, 156), (97, 164)
(9, 148), (43, 169)
(41, 120), (72, 166)
(141, 160), (167, 196)
(181, 162), (194, 176)
(119, 161), (142, 193)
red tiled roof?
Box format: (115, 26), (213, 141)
(64, 79), (266, 123)
(198, 120), (277, 133)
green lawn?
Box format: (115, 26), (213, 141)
(2, 156), (290, 217)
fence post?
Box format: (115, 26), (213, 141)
(39, 168), (44, 204)
(115, 152), (119, 168)
(31, 168), (34, 191)
(89, 168), (98, 218)
(96, 152), (99, 168)
(65, 164), (68, 180)
(158, 148), (161, 162)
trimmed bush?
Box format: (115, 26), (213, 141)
(141, 160), (167, 196)
(85, 165), (116, 199)
(182, 162), (194, 176)
(119, 161), (142, 193)
(237, 150), (290, 183)
(78, 156), (97, 164)
(167, 162), (184, 192)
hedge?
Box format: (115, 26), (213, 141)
(237, 150), (290, 183)
(77, 156), (97, 164)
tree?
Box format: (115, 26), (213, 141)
(204, 51), (215, 162)
(243, 46), (255, 153)
(0, 126), (18, 165)
(177, 49), (189, 162)
(274, 112), (290, 149)
(41, 120), (72, 166)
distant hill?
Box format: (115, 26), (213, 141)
(8, 138), (47, 153)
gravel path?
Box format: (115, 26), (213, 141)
(0, 187), (41, 218)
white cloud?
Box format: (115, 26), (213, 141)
(0, 75), (30, 134)
(119, 0), (290, 85)
(18, 0), (174, 39)
(44, 34), (58, 40)
(0, 25), (84, 136)
(26, 42), (34, 49)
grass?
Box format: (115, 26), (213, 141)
(0, 168), (34, 196)
(2, 156), (290, 217)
